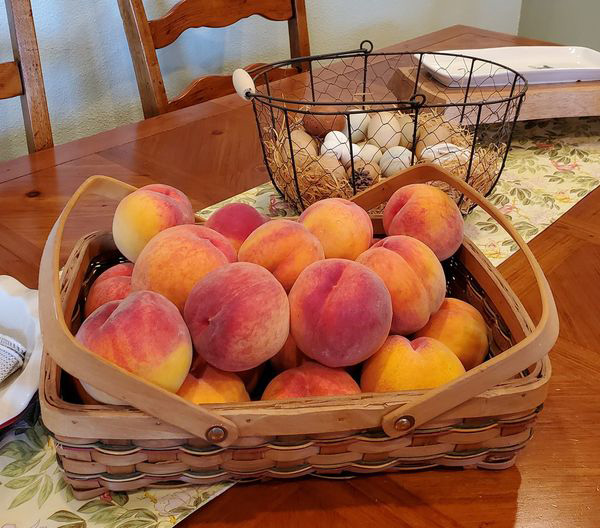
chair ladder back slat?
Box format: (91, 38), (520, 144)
(0, 61), (23, 99)
(149, 0), (294, 50)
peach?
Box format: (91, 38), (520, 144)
(84, 263), (134, 318)
(131, 224), (236, 312)
(361, 335), (465, 392)
(205, 203), (269, 252)
(358, 235), (447, 334)
(298, 198), (373, 260)
(382, 183), (464, 260)
(415, 298), (489, 370)
(372, 235), (446, 315)
(357, 247), (431, 335)
(113, 184), (194, 262)
(289, 259), (392, 367)
(75, 290), (192, 394)
(270, 334), (306, 372)
(238, 219), (324, 291)
(262, 361), (360, 400)
(177, 365), (249, 404)
(184, 262), (289, 372)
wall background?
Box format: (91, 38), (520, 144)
(0, 0), (523, 162)
(518, 0), (600, 49)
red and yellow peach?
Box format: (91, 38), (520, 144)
(361, 335), (465, 392)
(131, 224), (236, 312)
(76, 290), (192, 394)
(289, 259), (392, 367)
(113, 184), (194, 262)
(298, 198), (373, 260)
(177, 365), (249, 404)
(372, 235), (446, 315)
(262, 361), (360, 400)
(357, 235), (447, 334)
(382, 184), (464, 260)
(184, 262), (289, 372)
(415, 298), (489, 370)
(205, 203), (269, 252)
(84, 262), (134, 318)
(238, 219), (324, 291)
(356, 247), (431, 335)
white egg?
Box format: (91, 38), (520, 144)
(420, 143), (470, 165)
(321, 131), (353, 166)
(342, 112), (371, 143)
(367, 111), (401, 150)
(351, 142), (382, 166)
(379, 146), (413, 178)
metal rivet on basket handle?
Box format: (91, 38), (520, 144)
(351, 164), (559, 438)
(38, 175), (240, 447)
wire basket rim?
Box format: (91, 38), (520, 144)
(247, 42), (528, 108)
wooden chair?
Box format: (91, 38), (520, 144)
(0, 0), (53, 152)
(118, 0), (310, 118)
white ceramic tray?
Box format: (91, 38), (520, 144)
(420, 46), (600, 87)
(0, 276), (41, 427)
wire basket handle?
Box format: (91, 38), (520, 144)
(38, 175), (240, 446)
(351, 164), (559, 438)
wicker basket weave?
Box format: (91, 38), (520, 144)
(38, 166), (558, 500)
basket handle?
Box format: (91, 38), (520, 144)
(351, 164), (559, 438)
(38, 175), (240, 446)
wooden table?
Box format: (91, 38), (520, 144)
(1, 25), (598, 527)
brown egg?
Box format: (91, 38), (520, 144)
(415, 122), (454, 157)
(303, 105), (345, 138)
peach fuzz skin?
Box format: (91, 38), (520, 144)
(372, 235), (445, 315)
(112, 184), (194, 262)
(84, 262), (134, 318)
(357, 247), (431, 335)
(177, 365), (249, 404)
(361, 335), (465, 392)
(382, 184), (464, 260)
(262, 361), (360, 400)
(131, 224), (236, 312)
(270, 333), (306, 372)
(415, 298), (489, 370)
(298, 198), (373, 260)
(75, 291), (192, 393)
(238, 219), (324, 291)
(184, 262), (289, 372)
(205, 203), (269, 252)
(190, 353), (266, 393)
(289, 259), (392, 368)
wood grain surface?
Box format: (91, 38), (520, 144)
(4, 0), (53, 152)
(0, 25), (598, 527)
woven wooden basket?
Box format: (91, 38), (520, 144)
(38, 165), (558, 500)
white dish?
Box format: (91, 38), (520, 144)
(419, 46), (600, 87)
(0, 276), (41, 425)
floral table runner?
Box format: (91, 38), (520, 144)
(2, 116), (599, 528)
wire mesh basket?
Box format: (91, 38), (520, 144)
(233, 40), (527, 213)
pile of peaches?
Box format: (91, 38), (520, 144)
(76, 178), (489, 405)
